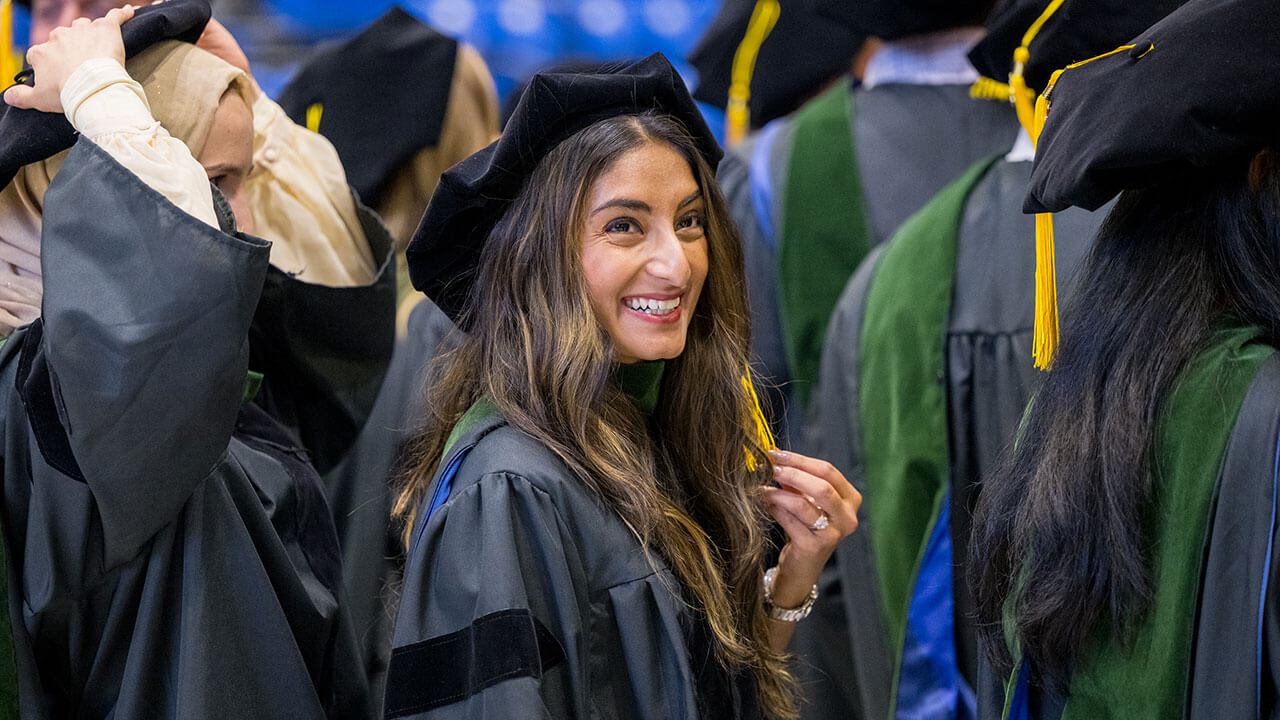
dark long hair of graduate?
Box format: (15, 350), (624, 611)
(394, 112), (800, 717)
(969, 149), (1280, 692)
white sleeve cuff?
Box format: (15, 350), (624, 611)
(61, 57), (157, 139)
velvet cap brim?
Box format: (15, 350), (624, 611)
(0, 0), (210, 190)
(405, 52), (721, 323)
(1025, 0), (1280, 213)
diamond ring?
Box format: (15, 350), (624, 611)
(809, 512), (830, 532)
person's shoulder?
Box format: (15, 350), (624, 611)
(449, 417), (596, 507)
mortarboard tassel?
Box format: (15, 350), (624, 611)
(1002, 0), (1065, 368)
(969, 76), (1012, 101)
(742, 370), (776, 471)
(1030, 89), (1058, 369)
(726, 0), (779, 146)
(1009, 47), (1037, 138)
(1030, 47), (1142, 369)
(305, 102), (323, 134)
(1, 0), (17, 87)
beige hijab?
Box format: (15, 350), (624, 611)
(0, 41), (250, 336)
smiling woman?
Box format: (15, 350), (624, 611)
(581, 134), (708, 364)
(387, 54), (862, 720)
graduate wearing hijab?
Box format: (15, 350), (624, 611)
(9, 0), (399, 477)
(0, 3), (374, 716)
(799, 2), (1191, 718)
(967, 0), (1280, 716)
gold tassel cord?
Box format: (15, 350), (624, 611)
(969, 76), (1012, 102)
(741, 371), (776, 471)
(1003, 0), (1067, 369)
(1009, 47), (1037, 139)
(1030, 89), (1058, 369)
(305, 102), (323, 134)
(1, 0), (18, 87)
(1027, 46), (1140, 370)
(1033, 212), (1059, 369)
(725, 0), (780, 147)
(1020, 0), (1066, 49)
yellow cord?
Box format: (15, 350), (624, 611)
(305, 103), (323, 134)
(1028, 94), (1057, 373)
(1020, 0), (1066, 48)
(742, 371), (776, 471)
(1027, 44), (1140, 369)
(1, 0), (18, 88)
(969, 76), (1012, 101)
(1007, 0), (1066, 369)
(1064, 43), (1139, 70)
(1030, 78), (1058, 369)
(726, 0), (780, 147)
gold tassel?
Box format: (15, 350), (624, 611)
(725, 0), (780, 146)
(742, 371), (776, 471)
(1030, 90), (1058, 369)
(969, 76), (1012, 102)
(1, 0), (17, 87)
(305, 102), (323, 134)
(1009, 47), (1037, 138)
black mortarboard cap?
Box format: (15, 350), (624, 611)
(406, 52), (721, 323)
(1026, 0), (1280, 214)
(0, 0), (210, 189)
(689, 0), (864, 129)
(809, 0), (996, 41)
(969, 0), (1188, 95)
(277, 7), (457, 209)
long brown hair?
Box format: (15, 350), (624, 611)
(969, 151), (1280, 690)
(394, 112), (798, 717)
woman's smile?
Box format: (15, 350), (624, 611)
(581, 140), (709, 363)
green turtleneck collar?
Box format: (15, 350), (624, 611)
(613, 360), (666, 416)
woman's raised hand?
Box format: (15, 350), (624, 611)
(3, 5), (136, 113)
(761, 448), (861, 611)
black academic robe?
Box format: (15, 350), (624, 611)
(720, 82), (1020, 446)
(248, 195), (398, 478)
(1, 139), (372, 719)
(324, 297), (458, 699)
(976, 337), (1280, 720)
(386, 410), (761, 720)
(795, 157), (1100, 720)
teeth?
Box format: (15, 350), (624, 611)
(626, 297), (680, 314)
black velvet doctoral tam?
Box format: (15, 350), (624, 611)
(1025, 0), (1280, 214)
(405, 52), (721, 323)
(968, 0), (1189, 94)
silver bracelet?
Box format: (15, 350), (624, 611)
(762, 566), (817, 622)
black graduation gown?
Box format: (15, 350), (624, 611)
(975, 344), (1280, 720)
(323, 297), (458, 699)
(385, 410), (761, 719)
(795, 157), (1100, 720)
(1, 139), (372, 719)
(720, 83), (1020, 446)
(247, 194), (398, 478)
